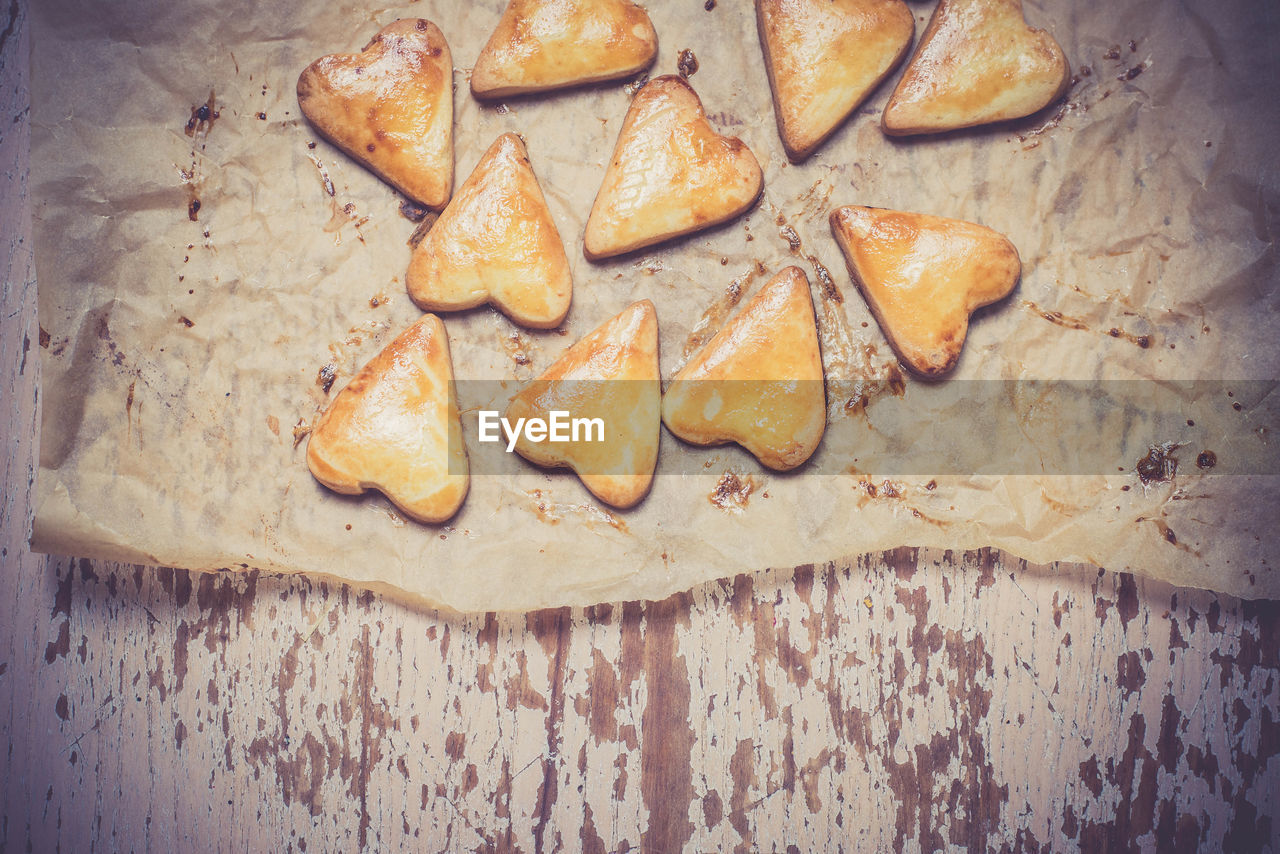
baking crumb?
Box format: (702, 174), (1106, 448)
(318, 363), (337, 393)
(677, 49), (699, 79)
(292, 419), (311, 448)
(624, 74), (649, 97)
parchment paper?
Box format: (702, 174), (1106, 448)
(29, 0), (1280, 609)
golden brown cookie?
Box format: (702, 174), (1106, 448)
(830, 205), (1021, 377)
(756, 0), (914, 161)
(584, 75), (763, 260)
(882, 0), (1069, 135)
(504, 301), (661, 508)
(662, 267), (825, 470)
(471, 0), (658, 99)
(297, 19), (454, 208)
(307, 314), (469, 523)
(407, 133), (571, 329)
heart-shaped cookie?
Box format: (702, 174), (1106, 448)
(504, 301), (661, 508)
(297, 19), (454, 208)
(662, 267), (825, 471)
(882, 0), (1069, 135)
(407, 133), (572, 329)
(471, 0), (658, 99)
(584, 75), (764, 260)
(830, 205), (1021, 377)
(756, 0), (914, 161)
(307, 314), (469, 523)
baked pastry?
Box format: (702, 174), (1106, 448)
(881, 0), (1069, 135)
(829, 205), (1021, 377)
(662, 267), (825, 470)
(306, 314), (469, 523)
(297, 19), (454, 208)
(584, 75), (764, 260)
(504, 301), (661, 508)
(756, 0), (914, 161)
(406, 133), (571, 329)
(471, 0), (658, 99)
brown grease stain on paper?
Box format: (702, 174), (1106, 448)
(709, 472), (759, 512)
(1023, 301), (1153, 349)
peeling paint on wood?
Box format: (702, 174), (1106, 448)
(7, 544), (1278, 851)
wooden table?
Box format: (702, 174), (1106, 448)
(2, 6), (1276, 851)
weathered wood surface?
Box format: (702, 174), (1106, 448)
(2, 4), (1278, 852)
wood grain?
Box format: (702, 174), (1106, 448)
(2, 3), (1277, 851)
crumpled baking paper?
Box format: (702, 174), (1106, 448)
(29, 0), (1280, 609)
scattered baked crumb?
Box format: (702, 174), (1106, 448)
(318, 363), (337, 393)
(677, 49), (699, 79)
(1136, 443), (1177, 485)
(624, 74), (649, 97)
(399, 199), (430, 222)
(709, 472), (758, 512)
(292, 418), (311, 448)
